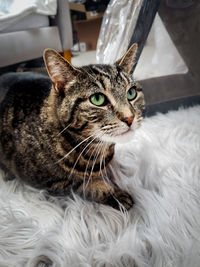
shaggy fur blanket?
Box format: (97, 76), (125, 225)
(0, 106), (200, 267)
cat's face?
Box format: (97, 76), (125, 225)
(44, 44), (145, 144)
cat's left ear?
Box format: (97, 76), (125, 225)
(115, 43), (138, 73)
(43, 49), (81, 94)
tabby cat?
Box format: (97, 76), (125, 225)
(0, 43), (145, 210)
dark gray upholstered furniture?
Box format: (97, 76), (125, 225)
(129, 0), (200, 115)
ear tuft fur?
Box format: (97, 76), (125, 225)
(43, 49), (80, 94)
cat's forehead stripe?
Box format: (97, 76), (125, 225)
(86, 65), (112, 91)
(92, 65), (131, 90)
(101, 76), (112, 91)
(118, 71), (130, 86)
(84, 64), (133, 93)
(95, 80), (106, 91)
(92, 66), (111, 79)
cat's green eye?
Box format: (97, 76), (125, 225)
(127, 87), (137, 101)
(90, 93), (106, 106)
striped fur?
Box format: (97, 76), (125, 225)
(0, 44), (145, 210)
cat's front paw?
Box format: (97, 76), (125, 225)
(106, 190), (134, 210)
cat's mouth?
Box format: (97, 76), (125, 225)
(104, 117), (143, 144)
(98, 117), (142, 144)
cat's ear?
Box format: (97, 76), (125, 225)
(115, 43), (138, 73)
(43, 49), (81, 94)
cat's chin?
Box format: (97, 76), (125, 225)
(101, 129), (135, 144)
(113, 129), (136, 144)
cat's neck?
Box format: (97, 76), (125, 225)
(54, 130), (115, 179)
(59, 129), (115, 168)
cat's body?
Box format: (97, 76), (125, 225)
(0, 72), (115, 196)
(0, 44), (145, 210)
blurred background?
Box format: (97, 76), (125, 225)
(0, 0), (199, 115)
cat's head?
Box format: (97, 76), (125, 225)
(43, 44), (145, 144)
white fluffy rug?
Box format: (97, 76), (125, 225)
(0, 106), (200, 267)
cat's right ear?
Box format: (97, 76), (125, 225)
(43, 49), (81, 94)
(115, 43), (138, 73)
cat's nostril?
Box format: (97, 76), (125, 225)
(122, 117), (134, 127)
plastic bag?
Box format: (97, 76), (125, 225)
(96, 0), (141, 64)
(96, 1), (188, 79)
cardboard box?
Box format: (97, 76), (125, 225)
(69, 3), (104, 20)
(74, 17), (102, 51)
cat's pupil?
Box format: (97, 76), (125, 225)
(96, 94), (100, 101)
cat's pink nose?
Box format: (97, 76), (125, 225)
(122, 116), (134, 127)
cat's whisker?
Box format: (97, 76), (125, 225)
(56, 123), (72, 137)
(82, 140), (100, 189)
(84, 139), (105, 192)
(55, 129), (103, 164)
(100, 125), (119, 136)
(82, 141), (100, 199)
(97, 143), (112, 194)
(102, 143), (110, 183)
(82, 131), (103, 157)
(67, 130), (105, 181)
(99, 144), (109, 186)
(83, 130), (108, 187)
(101, 125), (118, 130)
(99, 148), (104, 180)
(82, 129), (109, 193)
(82, 140), (102, 198)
